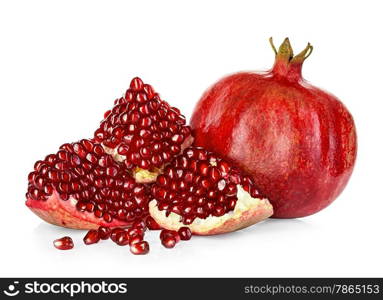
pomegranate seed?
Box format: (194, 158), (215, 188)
(115, 231), (130, 246)
(178, 227), (192, 240)
(129, 235), (143, 245)
(98, 226), (111, 240)
(127, 227), (144, 237)
(161, 236), (177, 248)
(83, 230), (100, 245)
(160, 229), (180, 242)
(132, 220), (147, 231)
(110, 228), (125, 242)
(53, 236), (74, 250)
(145, 216), (162, 230)
(130, 241), (149, 255)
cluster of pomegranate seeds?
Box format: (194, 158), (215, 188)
(80, 220), (150, 255)
(55, 220), (192, 253)
(26, 139), (150, 224)
(94, 77), (192, 172)
(53, 236), (74, 250)
(160, 229), (180, 248)
(151, 147), (263, 225)
(159, 227), (192, 248)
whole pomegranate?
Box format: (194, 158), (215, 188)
(190, 38), (357, 218)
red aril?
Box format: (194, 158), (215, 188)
(115, 231), (131, 246)
(149, 147), (273, 235)
(190, 38), (357, 218)
(178, 227), (192, 241)
(145, 216), (162, 230)
(110, 228), (126, 243)
(130, 241), (150, 255)
(83, 229), (100, 245)
(53, 236), (74, 250)
(161, 236), (177, 248)
(129, 235), (144, 246)
(160, 229), (180, 242)
(98, 226), (111, 240)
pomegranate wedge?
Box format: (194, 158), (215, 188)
(149, 147), (273, 235)
(26, 139), (150, 229)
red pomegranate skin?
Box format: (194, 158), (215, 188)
(190, 38), (357, 218)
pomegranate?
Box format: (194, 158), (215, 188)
(94, 77), (193, 183)
(190, 38), (357, 218)
(26, 139), (150, 229)
(53, 236), (74, 250)
(149, 147), (273, 235)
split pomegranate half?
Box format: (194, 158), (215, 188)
(94, 77), (193, 183)
(149, 147), (273, 235)
(26, 139), (150, 229)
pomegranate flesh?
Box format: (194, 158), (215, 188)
(26, 139), (150, 229)
(149, 147), (273, 235)
(190, 38), (357, 218)
(94, 77), (193, 183)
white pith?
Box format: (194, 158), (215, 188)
(149, 185), (272, 234)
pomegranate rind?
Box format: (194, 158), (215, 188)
(26, 191), (130, 230)
(149, 186), (273, 235)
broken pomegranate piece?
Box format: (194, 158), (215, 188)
(94, 77), (193, 183)
(26, 139), (150, 229)
(149, 147), (273, 235)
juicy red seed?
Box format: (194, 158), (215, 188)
(98, 226), (111, 240)
(145, 216), (162, 230)
(213, 205), (225, 217)
(130, 77), (144, 91)
(127, 227), (144, 237)
(129, 235), (143, 246)
(53, 236), (74, 250)
(115, 231), (130, 246)
(83, 230), (100, 245)
(178, 227), (192, 241)
(161, 236), (177, 248)
(130, 241), (149, 255)
(132, 220), (147, 230)
(160, 229), (180, 242)
(110, 228), (125, 242)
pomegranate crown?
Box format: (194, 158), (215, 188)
(269, 37), (313, 82)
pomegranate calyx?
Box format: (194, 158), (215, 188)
(269, 37), (313, 81)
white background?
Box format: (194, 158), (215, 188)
(0, 0), (382, 277)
